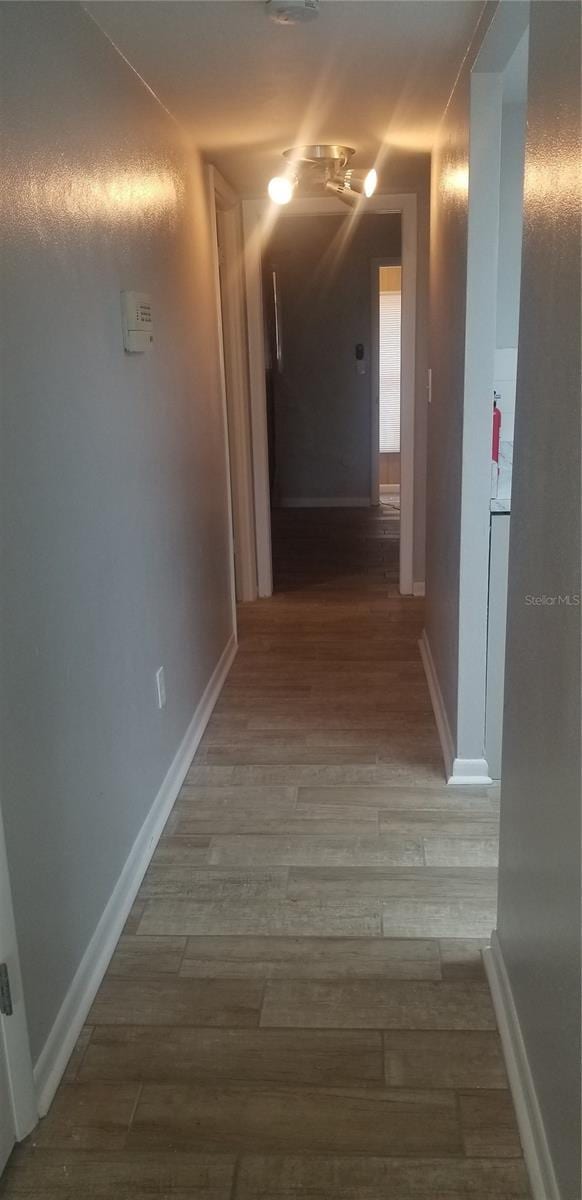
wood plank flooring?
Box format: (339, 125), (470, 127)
(0, 508), (529, 1198)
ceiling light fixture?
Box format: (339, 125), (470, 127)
(267, 145), (378, 208)
(266, 0), (320, 25)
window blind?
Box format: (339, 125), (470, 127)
(379, 289), (401, 454)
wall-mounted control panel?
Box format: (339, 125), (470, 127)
(121, 291), (153, 353)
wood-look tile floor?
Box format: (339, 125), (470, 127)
(1, 508), (530, 1198)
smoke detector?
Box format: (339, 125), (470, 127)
(267, 0), (320, 25)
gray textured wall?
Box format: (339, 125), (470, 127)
(0, 3), (233, 1061)
(497, 4), (581, 1196)
(426, 46), (472, 742)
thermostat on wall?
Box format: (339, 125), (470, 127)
(121, 291), (153, 353)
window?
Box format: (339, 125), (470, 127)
(378, 267), (401, 454)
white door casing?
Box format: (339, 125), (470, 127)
(0, 804), (37, 1173)
(0, 1038), (14, 1176)
(208, 164), (258, 604)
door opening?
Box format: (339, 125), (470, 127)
(373, 262), (402, 539)
(261, 213), (409, 595)
(451, 7), (528, 784)
(243, 193), (417, 597)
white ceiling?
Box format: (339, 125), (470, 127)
(87, 0), (485, 194)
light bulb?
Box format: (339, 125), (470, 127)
(340, 168), (377, 199)
(364, 168), (378, 197)
(268, 176), (294, 205)
(324, 178), (359, 208)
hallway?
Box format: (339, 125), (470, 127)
(2, 0), (579, 1189)
(1, 509), (527, 1198)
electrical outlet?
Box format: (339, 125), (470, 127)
(155, 666), (166, 710)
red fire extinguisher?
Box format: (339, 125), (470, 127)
(492, 397), (501, 463)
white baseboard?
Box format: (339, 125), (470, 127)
(483, 933), (561, 1200)
(448, 756), (493, 786)
(419, 631), (492, 786)
(412, 581), (426, 597)
(33, 631), (237, 1116)
(418, 630), (454, 780)
(279, 497), (370, 508)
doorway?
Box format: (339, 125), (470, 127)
(243, 193), (417, 597)
(262, 214), (403, 595)
(451, 3), (528, 784)
(371, 261), (402, 545)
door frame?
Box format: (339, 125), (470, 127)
(208, 165), (257, 604)
(0, 803), (37, 1160)
(242, 192), (417, 597)
(370, 255), (403, 504)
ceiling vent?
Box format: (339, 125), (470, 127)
(266, 0), (320, 25)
